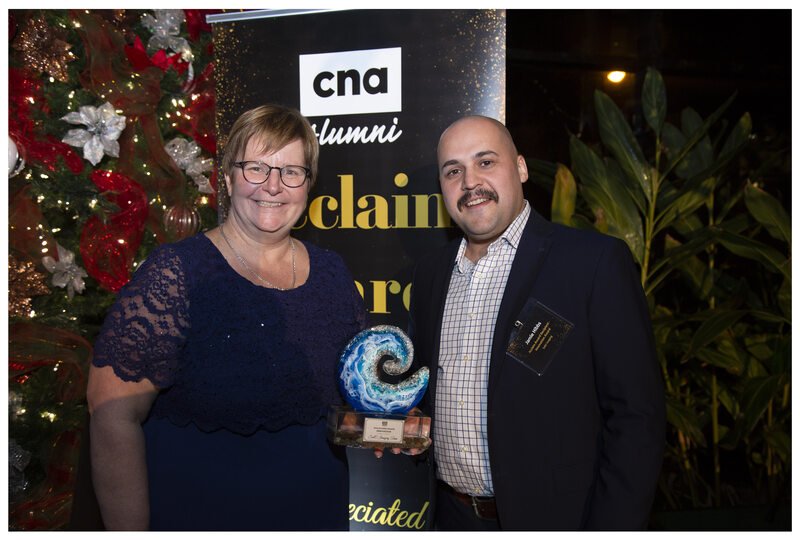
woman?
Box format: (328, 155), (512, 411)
(87, 104), (366, 530)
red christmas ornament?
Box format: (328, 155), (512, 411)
(79, 170), (148, 292)
(163, 201), (201, 241)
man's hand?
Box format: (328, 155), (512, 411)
(373, 408), (431, 458)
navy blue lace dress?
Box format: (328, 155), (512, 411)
(92, 234), (366, 531)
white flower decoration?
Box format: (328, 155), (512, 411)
(141, 10), (194, 63)
(42, 244), (88, 299)
(165, 137), (214, 194)
(61, 102), (127, 166)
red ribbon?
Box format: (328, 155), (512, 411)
(9, 321), (93, 401)
(174, 61), (216, 155)
(79, 170), (148, 292)
(73, 10), (187, 238)
(8, 67), (84, 174)
(184, 9), (222, 41)
(124, 35), (190, 75)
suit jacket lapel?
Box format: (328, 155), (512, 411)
(488, 209), (554, 398)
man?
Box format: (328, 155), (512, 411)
(408, 115), (665, 530)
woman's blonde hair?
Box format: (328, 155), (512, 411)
(221, 104), (319, 188)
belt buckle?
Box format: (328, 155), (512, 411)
(470, 495), (493, 520)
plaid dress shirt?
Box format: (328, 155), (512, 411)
(433, 202), (531, 496)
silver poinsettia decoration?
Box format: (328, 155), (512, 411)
(165, 137), (214, 194)
(61, 102), (127, 166)
(141, 10), (194, 63)
(42, 243), (88, 299)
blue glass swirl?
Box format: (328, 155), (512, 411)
(338, 325), (429, 414)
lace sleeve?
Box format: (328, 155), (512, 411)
(92, 245), (190, 388)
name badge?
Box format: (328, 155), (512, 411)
(506, 299), (574, 376)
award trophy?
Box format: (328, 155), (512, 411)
(328, 325), (431, 450)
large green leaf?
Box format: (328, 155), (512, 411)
(666, 398), (707, 447)
(764, 430), (791, 464)
(717, 384), (739, 419)
(606, 156), (646, 215)
(744, 182), (791, 244)
(687, 309), (748, 358)
(551, 164), (576, 226)
(738, 375), (784, 438)
(654, 176), (689, 215)
(719, 112), (752, 162)
(681, 108), (714, 170)
(654, 176), (714, 236)
(672, 213), (706, 235)
(663, 234), (713, 298)
(646, 229), (714, 295)
(694, 339), (745, 375)
(594, 90), (653, 202)
(743, 334), (775, 362)
(642, 67), (666, 135)
(661, 123), (694, 180)
(570, 136), (644, 262)
(714, 228), (790, 278)
(749, 310), (791, 325)
(661, 92), (736, 181)
(718, 376), (783, 450)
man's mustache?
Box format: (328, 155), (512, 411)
(457, 188), (499, 211)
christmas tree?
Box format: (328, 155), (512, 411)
(8, 9), (221, 530)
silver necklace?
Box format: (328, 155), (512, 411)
(219, 225), (296, 290)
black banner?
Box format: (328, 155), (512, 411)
(211, 9), (505, 530)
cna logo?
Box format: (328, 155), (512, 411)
(299, 47), (402, 117)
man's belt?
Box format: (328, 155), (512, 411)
(438, 481), (497, 520)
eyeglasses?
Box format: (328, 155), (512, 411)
(233, 161), (310, 188)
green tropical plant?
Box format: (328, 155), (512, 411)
(549, 68), (790, 510)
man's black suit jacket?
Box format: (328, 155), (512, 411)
(409, 208), (665, 530)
